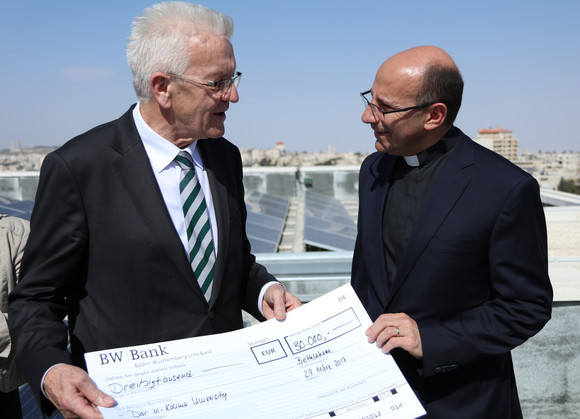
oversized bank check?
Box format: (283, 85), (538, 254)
(85, 284), (425, 418)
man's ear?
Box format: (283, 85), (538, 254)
(150, 72), (172, 109)
(424, 103), (447, 131)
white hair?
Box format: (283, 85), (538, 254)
(126, 2), (234, 101)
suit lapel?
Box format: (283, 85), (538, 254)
(366, 154), (397, 309)
(110, 109), (206, 301)
(386, 134), (474, 305)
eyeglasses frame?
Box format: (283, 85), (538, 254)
(168, 71), (242, 95)
(360, 89), (437, 118)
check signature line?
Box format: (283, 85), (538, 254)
(202, 362), (245, 373)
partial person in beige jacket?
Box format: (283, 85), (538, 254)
(1, 214), (29, 419)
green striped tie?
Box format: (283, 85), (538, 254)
(175, 151), (216, 301)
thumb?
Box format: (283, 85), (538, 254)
(273, 287), (287, 320)
(81, 381), (116, 408)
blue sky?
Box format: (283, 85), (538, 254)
(2, 0), (579, 153)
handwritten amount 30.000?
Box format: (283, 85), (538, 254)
(291, 333), (327, 352)
(285, 307), (361, 356)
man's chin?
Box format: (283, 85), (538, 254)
(374, 140), (392, 154)
(206, 126), (226, 139)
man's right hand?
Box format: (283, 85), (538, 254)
(44, 364), (116, 419)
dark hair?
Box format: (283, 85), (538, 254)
(415, 65), (464, 125)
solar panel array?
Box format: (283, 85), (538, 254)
(0, 199), (34, 220)
(245, 191), (290, 253)
(1, 191), (356, 253)
(303, 191), (356, 251)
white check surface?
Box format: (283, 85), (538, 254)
(85, 284), (425, 418)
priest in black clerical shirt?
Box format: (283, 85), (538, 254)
(352, 46), (552, 419)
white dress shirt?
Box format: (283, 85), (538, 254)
(133, 104), (218, 254)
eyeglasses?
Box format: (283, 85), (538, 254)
(168, 71), (242, 96)
(360, 89), (435, 119)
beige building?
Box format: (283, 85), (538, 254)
(475, 127), (519, 161)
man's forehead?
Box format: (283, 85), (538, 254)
(373, 65), (420, 96)
(187, 36), (235, 70)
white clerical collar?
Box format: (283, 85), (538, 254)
(403, 155), (420, 167)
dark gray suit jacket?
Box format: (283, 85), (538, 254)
(352, 127), (552, 418)
(9, 106), (275, 412)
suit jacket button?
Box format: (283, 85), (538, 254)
(208, 310), (215, 319)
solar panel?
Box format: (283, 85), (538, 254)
(0, 199), (34, 220)
(245, 192), (289, 253)
(303, 191), (356, 251)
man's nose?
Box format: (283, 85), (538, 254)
(223, 84), (239, 103)
(362, 105), (377, 124)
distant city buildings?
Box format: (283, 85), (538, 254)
(0, 144), (55, 172)
(515, 150), (580, 190)
(239, 141), (369, 167)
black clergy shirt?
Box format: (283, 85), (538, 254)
(383, 127), (459, 289)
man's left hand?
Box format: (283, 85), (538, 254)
(366, 312), (423, 359)
(262, 284), (301, 320)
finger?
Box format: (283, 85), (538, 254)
(50, 389), (103, 419)
(383, 330), (423, 359)
(262, 284), (286, 320)
(366, 313), (410, 341)
(379, 337), (398, 354)
(271, 286), (287, 320)
(284, 291), (302, 311)
(366, 321), (393, 343)
(366, 325), (378, 342)
(79, 380), (116, 408)
(60, 396), (105, 419)
(374, 326), (399, 347)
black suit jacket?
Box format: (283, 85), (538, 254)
(352, 128), (552, 418)
(9, 106), (275, 410)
